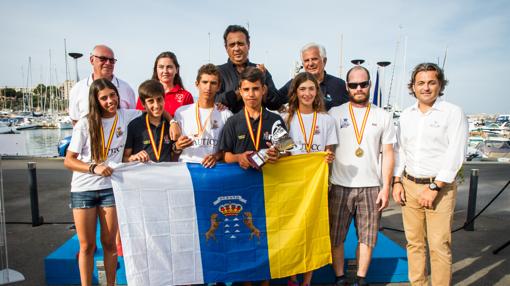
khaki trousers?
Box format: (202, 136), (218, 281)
(402, 176), (457, 286)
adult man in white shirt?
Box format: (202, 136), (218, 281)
(68, 45), (136, 125)
(328, 66), (395, 286)
(174, 64), (232, 167)
(393, 63), (468, 286)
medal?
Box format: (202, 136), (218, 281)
(348, 103), (371, 158)
(100, 114), (118, 161)
(244, 107), (263, 151)
(296, 110), (317, 153)
(195, 103), (213, 138)
(145, 114), (165, 162)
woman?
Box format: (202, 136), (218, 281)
(136, 51), (194, 116)
(283, 72), (337, 286)
(64, 79), (141, 286)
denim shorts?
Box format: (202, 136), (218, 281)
(70, 188), (116, 209)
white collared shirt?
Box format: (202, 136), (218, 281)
(394, 98), (468, 183)
(68, 74), (137, 121)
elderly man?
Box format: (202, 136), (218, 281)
(216, 25), (283, 113)
(393, 63), (468, 286)
(280, 43), (348, 110)
(68, 45), (136, 124)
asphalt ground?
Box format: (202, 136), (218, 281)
(1, 157), (509, 285)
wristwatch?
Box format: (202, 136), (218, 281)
(428, 182), (441, 192)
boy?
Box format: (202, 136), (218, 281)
(174, 64), (233, 168)
(219, 66), (283, 170)
(123, 80), (187, 163)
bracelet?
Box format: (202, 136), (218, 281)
(393, 181), (402, 186)
(170, 119), (178, 125)
(172, 144), (182, 154)
(88, 163), (97, 174)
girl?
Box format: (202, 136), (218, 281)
(284, 72), (337, 286)
(136, 51), (194, 116)
(64, 78), (141, 286)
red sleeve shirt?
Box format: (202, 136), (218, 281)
(135, 84), (194, 117)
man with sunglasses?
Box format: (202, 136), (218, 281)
(279, 43), (348, 111)
(393, 63), (468, 285)
(69, 45), (136, 125)
(328, 66), (395, 286)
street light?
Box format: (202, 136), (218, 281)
(68, 53), (83, 82)
(351, 59), (365, 65)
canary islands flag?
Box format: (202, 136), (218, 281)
(111, 153), (331, 285)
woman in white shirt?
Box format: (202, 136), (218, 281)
(64, 78), (140, 286)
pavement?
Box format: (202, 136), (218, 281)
(1, 157), (509, 285)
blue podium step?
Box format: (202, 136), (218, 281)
(45, 223), (408, 284)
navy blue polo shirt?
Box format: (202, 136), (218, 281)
(125, 114), (174, 162)
(279, 71), (349, 111)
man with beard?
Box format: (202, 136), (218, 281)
(216, 25), (283, 113)
(279, 43), (348, 111)
(328, 66), (395, 286)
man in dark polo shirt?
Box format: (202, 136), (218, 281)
(280, 43), (348, 111)
(216, 24), (283, 114)
(219, 67), (283, 171)
(123, 80), (190, 163)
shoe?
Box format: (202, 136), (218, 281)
(334, 275), (347, 286)
(353, 276), (369, 286)
(287, 279), (299, 286)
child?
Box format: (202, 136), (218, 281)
(123, 79), (188, 163)
(174, 64), (232, 167)
(218, 66), (285, 286)
(283, 72), (337, 286)
(64, 78), (141, 286)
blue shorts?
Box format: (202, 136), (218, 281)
(70, 188), (116, 209)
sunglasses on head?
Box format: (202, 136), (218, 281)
(347, 81), (370, 89)
(93, 55), (117, 64)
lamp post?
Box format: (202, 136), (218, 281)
(376, 61), (391, 108)
(68, 53), (83, 82)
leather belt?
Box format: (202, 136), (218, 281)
(403, 170), (435, 184)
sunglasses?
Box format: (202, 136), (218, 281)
(347, 81), (370, 89)
(93, 55), (117, 64)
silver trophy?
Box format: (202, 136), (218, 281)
(248, 123), (295, 169)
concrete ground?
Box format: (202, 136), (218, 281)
(1, 157), (509, 285)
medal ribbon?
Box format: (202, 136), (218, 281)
(100, 114), (118, 161)
(195, 103), (214, 137)
(348, 103), (371, 146)
(296, 110), (317, 153)
(244, 107), (263, 151)
(145, 114), (166, 161)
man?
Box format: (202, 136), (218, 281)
(280, 43), (348, 111)
(393, 63), (468, 286)
(216, 25), (283, 114)
(328, 66), (395, 286)
(174, 64), (233, 167)
(69, 45), (136, 125)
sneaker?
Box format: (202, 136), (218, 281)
(334, 275), (347, 286)
(353, 276), (369, 286)
(287, 279), (299, 286)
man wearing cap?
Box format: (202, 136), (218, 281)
(393, 63), (468, 286)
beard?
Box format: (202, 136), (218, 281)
(349, 92), (370, 104)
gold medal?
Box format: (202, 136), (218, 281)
(195, 103), (213, 138)
(348, 103), (371, 158)
(145, 114), (165, 162)
(355, 147), (364, 157)
(100, 114), (118, 161)
(296, 110), (317, 153)
(244, 107), (263, 151)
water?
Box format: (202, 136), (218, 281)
(19, 129), (73, 157)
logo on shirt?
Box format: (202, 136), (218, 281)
(238, 134), (246, 140)
(116, 127), (123, 137)
(176, 93), (184, 103)
(340, 118), (350, 128)
(211, 120), (219, 130)
(314, 125), (320, 135)
(430, 120), (441, 128)
(371, 123), (378, 127)
(164, 135), (171, 144)
(325, 93), (332, 102)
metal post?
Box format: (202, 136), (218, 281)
(27, 162), (43, 227)
(464, 169), (479, 231)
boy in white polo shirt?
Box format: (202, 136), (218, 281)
(174, 64), (233, 167)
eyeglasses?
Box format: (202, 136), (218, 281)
(347, 81), (370, 89)
(93, 55), (117, 64)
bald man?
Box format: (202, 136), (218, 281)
(69, 45), (136, 124)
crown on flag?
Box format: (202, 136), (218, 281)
(219, 203), (243, 216)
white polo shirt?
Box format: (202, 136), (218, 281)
(68, 74), (137, 121)
(282, 112), (338, 154)
(329, 103), (396, 187)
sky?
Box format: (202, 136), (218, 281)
(1, 0), (509, 115)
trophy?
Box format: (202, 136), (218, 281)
(248, 125), (295, 169)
